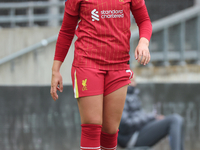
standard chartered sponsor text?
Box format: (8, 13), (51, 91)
(101, 10), (124, 19)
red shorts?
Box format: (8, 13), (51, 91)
(71, 66), (133, 98)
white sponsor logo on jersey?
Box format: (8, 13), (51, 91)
(101, 10), (124, 19)
(91, 9), (124, 21)
(91, 9), (99, 21)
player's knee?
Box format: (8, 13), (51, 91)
(81, 116), (102, 125)
(102, 125), (119, 134)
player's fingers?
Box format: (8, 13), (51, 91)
(135, 48), (138, 60)
(138, 55), (142, 63)
(50, 86), (54, 97)
(53, 88), (58, 101)
(144, 52), (149, 65)
(137, 51), (142, 63)
(51, 84), (58, 101)
(59, 80), (63, 92)
(146, 54), (150, 64)
(140, 51), (147, 65)
(144, 58), (148, 65)
(141, 56), (146, 65)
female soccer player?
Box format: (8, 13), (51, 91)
(50, 0), (152, 150)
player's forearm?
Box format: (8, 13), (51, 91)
(52, 60), (63, 73)
(138, 37), (149, 47)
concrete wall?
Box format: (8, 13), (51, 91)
(1, 27), (200, 85)
(0, 27), (75, 85)
(195, 0), (200, 5)
(133, 65), (200, 83)
(0, 27), (59, 58)
(0, 84), (200, 150)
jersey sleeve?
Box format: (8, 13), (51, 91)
(131, 2), (152, 41)
(54, 12), (79, 62)
(131, 0), (145, 10)
(64, 0), (82, 16)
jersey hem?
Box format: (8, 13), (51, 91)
(72, 64), (130, 71)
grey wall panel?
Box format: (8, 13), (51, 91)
(0, 84), (200, 150)
(0, 86), (81, 150)
(145, 0), (194, 21)
(138, 84), (200, 150)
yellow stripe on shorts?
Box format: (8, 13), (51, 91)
(74, 70), (79, 98)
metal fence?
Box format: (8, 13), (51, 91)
(0, 1), (65, 27)
(129, 5), (200, 67)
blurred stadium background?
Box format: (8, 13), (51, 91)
(0, 0), (200, 150)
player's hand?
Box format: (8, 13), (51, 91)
(156, 114), (165, 120)
(50, 71), (63, 101)
(135, 37), (150, 65)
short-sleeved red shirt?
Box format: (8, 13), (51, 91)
(65, 0), (145, 70)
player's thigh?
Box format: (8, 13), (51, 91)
(102, 85), (128, 134)
(102, 69), (133, 134)
(71, 66), (105, 125)
(77, 94), (103, 125)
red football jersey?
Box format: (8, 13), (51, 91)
(64, 0), (145, 70)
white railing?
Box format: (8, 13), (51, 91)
(0, 35), (58, 65)
(0, 1), (65, 27)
